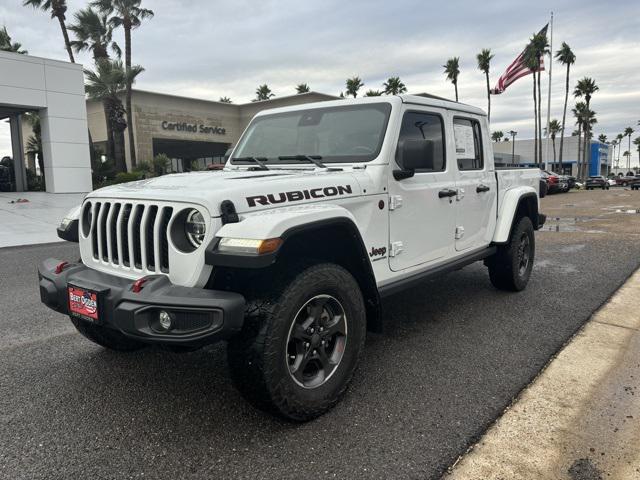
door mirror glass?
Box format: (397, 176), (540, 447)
(396, 139), (435, 171)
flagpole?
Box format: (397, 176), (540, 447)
(545, 11), (553, 171)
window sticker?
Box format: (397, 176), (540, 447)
(454, 123), (476, 159)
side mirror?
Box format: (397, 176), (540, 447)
(394, 139), (434, 180)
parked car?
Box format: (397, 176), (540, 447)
(585, 176), (610, 190)
(557, 175), (572, 193)
(539, 171), (549, 198)
(607, 178), (617, 186)
(544, 171), (567, 193)
(615, 175), (637, 186)
(628, 175), (640, 190)
(39, 95), (546, 421)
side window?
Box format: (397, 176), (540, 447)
(397, 112), (445, 171)
(453, 118), (484, 171)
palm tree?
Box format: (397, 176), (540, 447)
(92, 0), (154, 169)
(23, 0), (74, 62)
(555, 42), (575, 169)
(491, 131), (503, 142)
(295, 83), (310, 94)
(364, 89), (382, 97)
(345, 76), (364, 98)
(572, 102), (587, 176)
(382, 76), (407, 95)
(254, 84), (275, 101)
(623, 151), (631, 172)
(476, 49), (494, 121)
(547, 119), (561, 171)
(68, 7), (116, 62)
(219, 96), (232, 103)
(0, 26), (28, 53)
(68, 7), (119, 163)
(574, 77), (599, 179)
(443, 57), (460, 101)
(598, 134), (607, 143)
(524, 43), (539, 166)
(530, 32), (549, 166)
(634, 136), (640, 166)
(624, 127), (634, 166)
(84, 59), (143, 173)
(617, 133), (624, 168)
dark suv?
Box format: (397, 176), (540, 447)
(585, 176), (609, 190)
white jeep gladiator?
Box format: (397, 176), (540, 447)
(39, 95), (545, 421)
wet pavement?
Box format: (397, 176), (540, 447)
(1, 188), (639, 479)
(446, 269), (640, 480)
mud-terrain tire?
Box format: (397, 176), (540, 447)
(487, 216), (535, 292)
(70, 317), (146, 351)
(227, 263), (366, 422)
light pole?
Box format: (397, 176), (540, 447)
(509, 130), (517, 164)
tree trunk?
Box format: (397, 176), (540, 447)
(532, 73), (538, 166)
(576, 125), (581, 178)
(124, 24), (136, 169)
(454, 82), (458, 102)
(113, 128), (126, 173)
(103, 101), (115, 162)
(56, 14), (75, 63)
(485, 72), (490, 122)
(552, 137), (556, 170)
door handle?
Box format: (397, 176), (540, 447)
(476, 184), (490, 193)
(438, 188), (458, 198)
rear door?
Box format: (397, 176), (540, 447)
(388, 107), (457, 271)
(451, 115), (497, 251)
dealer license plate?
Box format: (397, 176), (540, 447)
(68, 285), (100, 322)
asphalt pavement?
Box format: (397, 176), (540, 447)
(1, 189), (639, 480)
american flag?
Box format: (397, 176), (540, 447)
(491, 24), (548, 95)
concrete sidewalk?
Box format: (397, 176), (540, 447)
(446, 269), (640, 479)
(0, 192), (85, 248)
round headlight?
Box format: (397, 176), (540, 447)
(185, 209), (206, 248)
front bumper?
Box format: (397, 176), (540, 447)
(38, 258), (245, 348)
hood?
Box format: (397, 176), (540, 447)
(87, 169), (366, 216)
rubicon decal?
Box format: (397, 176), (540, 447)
(246, 185), (353, 207)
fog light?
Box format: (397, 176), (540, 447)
(158, 310), (173, 331)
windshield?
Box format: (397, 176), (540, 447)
(231, 103), (392, 165)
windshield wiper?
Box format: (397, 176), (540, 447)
(278, 155), (326, 169)
(233, 156), (269, 170)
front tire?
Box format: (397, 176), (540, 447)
(487, 216), (535, 292)
(227, 263), (366, 421)
(70, 317), (146, 351)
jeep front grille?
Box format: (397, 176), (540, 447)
(86, 201), (174, 274)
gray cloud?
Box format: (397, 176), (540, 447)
(1, 0), (639, 166)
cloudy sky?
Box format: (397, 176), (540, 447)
(1, 0), (639, 165)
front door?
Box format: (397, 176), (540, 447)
(451, 115), (497, 251)
(388, 107), (457, 272)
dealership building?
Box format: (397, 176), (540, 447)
(493, 137), (612, 176)
(86, 90), (339, 173)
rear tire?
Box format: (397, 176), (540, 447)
(487, 216), (535, 292)
(227, 263), (366, 422)
(70, 317), (146, 351)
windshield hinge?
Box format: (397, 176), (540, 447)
(389, 195), (403, 211)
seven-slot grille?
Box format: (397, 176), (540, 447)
(86, 201), (174, 273)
